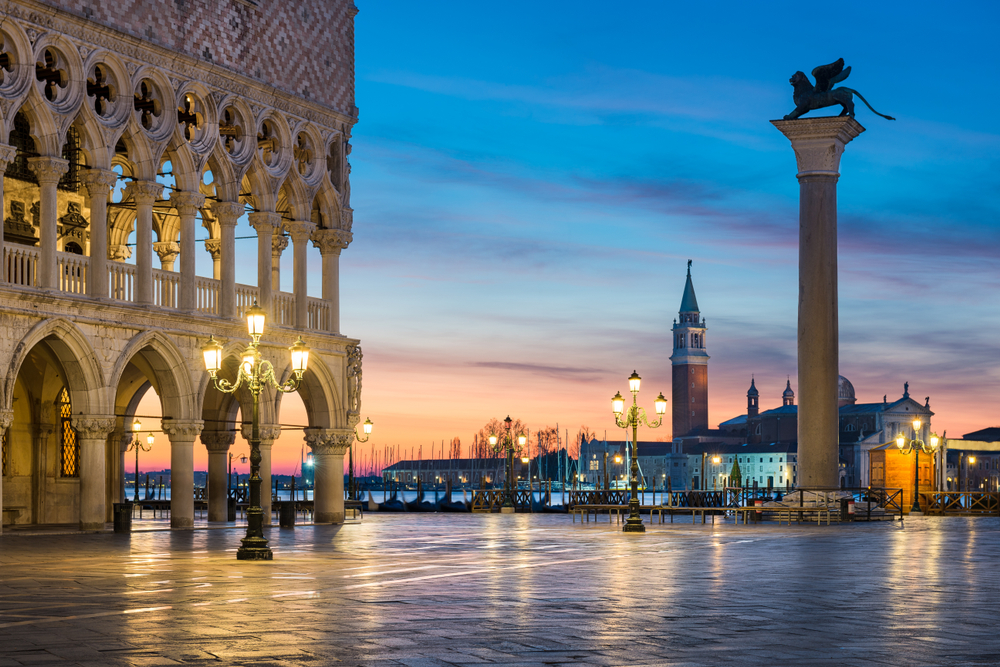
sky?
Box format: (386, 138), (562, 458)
(140, 1), (1000, 474)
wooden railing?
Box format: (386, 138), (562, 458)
(470, 489), (536, 512)
(922, 491), (1000, 515)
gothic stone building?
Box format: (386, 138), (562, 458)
(0, 0), (363, 531)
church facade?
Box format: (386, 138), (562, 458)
(0, 0), (362, 531)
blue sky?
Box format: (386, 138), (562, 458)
(337, 0), (1000, 456)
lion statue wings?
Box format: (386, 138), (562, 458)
(784, 58), (895, 121)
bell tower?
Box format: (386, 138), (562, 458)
(670, 260), (709, 438)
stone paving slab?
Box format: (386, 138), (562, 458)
(1, 514), (999, 665)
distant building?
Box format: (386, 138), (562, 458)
(941, 428), (1000, 492)
(383, 458), (512, 486)
(670, 261), (709, 439)
(579, 438), (687, 490)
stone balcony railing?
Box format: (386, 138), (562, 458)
(3, 245), (331, 332)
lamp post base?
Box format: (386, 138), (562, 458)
(622, 518), (646, 533)
(237, 536), (273, 561)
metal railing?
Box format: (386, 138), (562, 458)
(921, 491), (1000, 515)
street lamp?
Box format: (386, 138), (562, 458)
(488, 416), (526, 513)
(711, 455), (721, 490)
(895, 418), (939, 515)
(201, 301), (310, 561)
(611, 371), (667, 533)
(126, 418), (153, 502)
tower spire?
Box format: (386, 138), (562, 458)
(671, 261), (709, 438)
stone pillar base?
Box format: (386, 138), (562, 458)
(500, 506), (515, 514)
(316, 510), (345, 524)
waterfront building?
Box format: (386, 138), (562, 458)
(941, 428), (1000, 492)
(0, 0), (362, 532)
(670, 261), (709, 439)
(578, 438), (688, 490)
(383, 458), (509, 487)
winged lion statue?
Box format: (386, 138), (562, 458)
(784, 58), (895, 121)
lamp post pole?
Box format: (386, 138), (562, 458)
(612, 371), (667, 533)
(488, 416), (525, 513)
(895, 418), (939, 516)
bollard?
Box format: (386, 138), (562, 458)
(113, 502), (133, 533)
(279, 501), (296, 527)
(754, 498), (763, 523)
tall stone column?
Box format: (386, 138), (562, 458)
(79, 169), (118, 299)
(201, 430), (235, 522)
(272, 235), (288, 292)
(0, 145), (18, 283)
(248, 212), (281, 319)
(27, 156), (69, 289)
(213, 202), (243, 319)
(242, 423), (281, 525)
(306, 428), (352, 524)
(162, 420), (203, 529)
(772, 117), (864, 489)
(125, 181), (164, 305)
(311, 229), (352, 334)
(170, 191), (205, 312)
(72, 416), (116, 532)
(286, 221), (316, 330)
(0, 410), (12, 534)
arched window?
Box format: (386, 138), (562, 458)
(845, 424), (856, 432)
(58, 387), (78, 477)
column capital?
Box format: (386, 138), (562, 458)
(272, 235), (289, 257)
(200, 430), (236, 452)
(771, 117), (865, 178)
(169, 191), (206, 216)
(311, 228), (352, 255)
(27, 156), (69, 184)
(0, 143), (16, 168)
(204, 238), (222, 260)
(161, 419), (204, 440)
(0, 409), (13, 431)
(78, 168), (118, 194)
(213, 201), (244, 226)
(304, 427), (353, 455)
(71, 415), (117, 439)
(153, 241), (180, 264)
(285, 220), (316, 242)
(240, 423), (282, 443)
(124, 180), (164, 205)
(247, 211), (282, 233)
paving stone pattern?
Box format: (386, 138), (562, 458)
(1, 515), (999, 666)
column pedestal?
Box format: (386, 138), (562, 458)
(772, 116), (864, 490)
(163, 421), (203, 529)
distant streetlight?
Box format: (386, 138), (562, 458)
(612, 371), (667, 533)
(126, 418), (153, 503)
(895, 418), (939, 515)
(488, 416), (526, 512)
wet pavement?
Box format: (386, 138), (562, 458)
(1, 514), (998, 666)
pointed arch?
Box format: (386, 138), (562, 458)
(110, 330), (197, 423)
(271, 350), (342, 429)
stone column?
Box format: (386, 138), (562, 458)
(170, 191), (205, 312)
(205, 239), (222, 280)
(306, 428), (352, 524)
(311, 229), (352, 334)
(153, 241), (179, 271)
(272, 235), (288, 292)
(0, 145), (18, 283)
(286, 221), (316, 330)
(27, 156), (69, 289)
(72, 416), (117, 532)
(162, 420), (203, 529)
(248, 212), (280, 319)
(212, 202), (243, 319)
(0, 410), (12, 534)
(79, 169), (118, 299)
(772, 117), (864, 489)
(241, 423), (281, 525)
(124, 181), (164, 305)
(201, 430), (235, 522)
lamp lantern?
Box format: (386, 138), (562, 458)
(245, 301), (266, 341)
(655, 392), (667, 415)
(628, 370), (641, 394)
(929, 434), (939, 450)
(521, 457), (530, 464)
(132, 418), (141, 433)
(240, 454), (248, 464)
(612, 391), (625, 416)
(913, 418), (922, 431)
(488, 434), (498, 447)
(201, 336), (223, 376)
(289, 337), (310, 377)
(241, 347), (256, 377)
(517, 434), (526, 447)
(614, 455), (622, 464)
(896, 433), (905, 450)
(363, 418), (373, 435)
(712, 455), (721, 465)
(146, 432), (155, 447)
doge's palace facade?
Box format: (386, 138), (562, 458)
(0, 0), (363, 531)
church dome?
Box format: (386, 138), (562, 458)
(783, 379), (795, 399)
(838, 375), (856, 406)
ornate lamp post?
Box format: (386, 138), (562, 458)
(488, 416), (526, 513)
(612, 371), (667, 533)
(125, 418), (154, 502)
(348, 418), (373, 500)
(201, 302), (310, 561)
(895, 418), (939, 515)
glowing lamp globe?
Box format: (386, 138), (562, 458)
(241, 347), (255, 377)
(521, 457), (530, 464)
(896, 434), (905, 450)
(913, 419), (922, 431)
(201, 336), (223, 376)
(929, 434), (939, 450)
(612, 391), (625, 415)
(363, 418), (373, 435)
(517, 434), (526, 447)
(146, 432), (155, 446)
(245, 301), (266, 340)
(628, 371), (641, 393)
(132, 418), (141, 433)
(488, 434), (498, 447)
(289, 337), (311, 376)
(655, 392), (667, 415)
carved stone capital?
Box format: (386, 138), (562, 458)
(78, 168), (118, 195)
(285, 220), (316, 243)
(240, 423), (282, 443)
(27, 156), (69, 184)
(272, 235), (289, 257)
(304, 428), (352, 455)
(248, 211), (282, 234)
(310, 228), (352, 255)
(71, 415), (117, 440)
(204, 238), (222, 260)
(771, 117), (865, 178)
(110, 244), (132, 261)
(124, 180), (164, 205)
(0, 144), (16, 169)
(169, 191), (206, 217)
(0, 409), (13, 431)
(212, 201), (244, 227)
(153, 241), (180, 264)
(161, 420), (204, 440)
(201, 430), (236, 452)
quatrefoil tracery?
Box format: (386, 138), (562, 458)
(177, 94), (203, 141)
(219, 106), (243, 154)
(86, 64), (115, 116)
(133, 79), (161, 130)
(36, 49), (68, 102)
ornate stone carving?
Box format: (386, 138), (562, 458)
(153, 241), (180, 265)
(169, 191), (206, 216)
(310, 228), (352, 255)
(346, 344), (362, 416)
(161, 420), (205, 440)
(284, 220), (315, 242)
(27, 156), (69, 184)
(240, 423), (283, 443)
(0, 410), (13, 432)
(341, 207), (353, 232)
(78, 168), (118, 195)
(0, 144), (17, 168)
(271, 235), (289, 257)
(247, 211), (281, 233)
(58, 202), (89, 246)
(204, 238), (222, 260)
(125, 180), (164, 205)
(771, 117), (865, 178)
(5, 201), (38, 246)
(200, 430), (236, 452)
(71, 415), (117, 439)
(110, 244), (132, 261)
(304, 428), (353, 455)
(212, 201), (244, 226)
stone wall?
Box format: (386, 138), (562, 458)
(25, 0), (357, 115)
